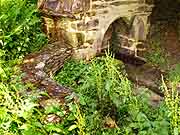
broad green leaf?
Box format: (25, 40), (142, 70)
(68, 124), (77, 131)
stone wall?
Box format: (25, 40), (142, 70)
(38, 0), (153, 57)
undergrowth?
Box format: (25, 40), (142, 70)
(0, 52), (86, 134)
(162, 64), (180, 135)
(145, 41), (168, 69)
(0, 0), (180, 134)
(1, 50), (179, 134)
(0, 0), (47, 59)
(54, 54), (171, 135)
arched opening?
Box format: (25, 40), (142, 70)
(101, 17), (146, 65)
(101, 18), (129, 52)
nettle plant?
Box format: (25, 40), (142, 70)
(0, 0), (47, 59)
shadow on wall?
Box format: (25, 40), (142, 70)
(150, 0), (180, 24)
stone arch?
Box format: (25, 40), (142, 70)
(102, 17), (129, 51)
(92, 15), (130, 53)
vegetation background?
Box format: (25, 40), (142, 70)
(0, 0), (180, 135)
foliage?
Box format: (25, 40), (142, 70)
(0, 0), (47, 59)
(55, 53), (171, 135)
(162, 65), (180, 135)
(145, 41), (168, 68)
(168, 64), (180, 83)
(1, 0), (180, 134)
(55, 53), (128, 134)
(0, 55), (40, 134)
(0, 53), (85, 135)
(0, 51), (177, 135)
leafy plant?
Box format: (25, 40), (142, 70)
(168, 63), (180, 83)
(145, 41), (168, 68)
(0, 0), (47, 59)
(55, 53), (171, 135)
(0, 57), (43, 134)
(0, 50), (174, 135)
(0, 55), (83, 135)
(55, 53), (131, 133)
(162, 74), (180, 135)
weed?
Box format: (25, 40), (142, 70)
(1, 0), (179, 134)
(55, 53), (171, 135)
(55, 53), (131, 134)
(0, 59), (43, 134)
(145, 41), (168, 68)
(162, 67), (180, 135)
(168, 64), (180, 83)
(0, 56), (84, 134)
(0, 0), (47, 59)
(0, 50), (175, 135)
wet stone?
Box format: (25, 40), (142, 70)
(35, 62), (45, 69)
(21, 42), (73, 103)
